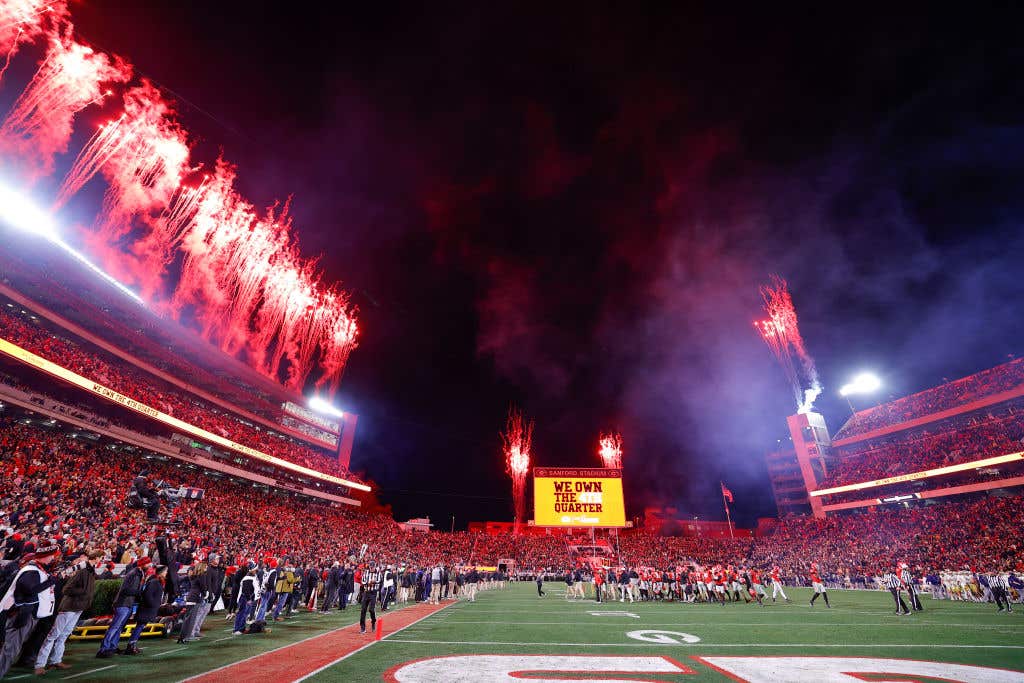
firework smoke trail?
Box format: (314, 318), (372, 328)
(315, 302), (359, 395)
(55, 81), (190, 215)
(597, 431), (623, 469)
(167, 160), (358, 392)
(0, 24), (130, 179)
(502, 406), (534, 534)
(754, 275), (822, 413)
(0, 1), (66, 82)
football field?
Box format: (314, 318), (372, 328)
(22, 583), (1024, 681)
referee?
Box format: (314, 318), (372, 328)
(359, 560), (383, 634)
(991, 571), (1014, 614)
(899, 563), (923, 612)
(882, 569), (910, 615)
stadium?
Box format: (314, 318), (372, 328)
(0, 2), (1022, 682)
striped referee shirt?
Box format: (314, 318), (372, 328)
(882, 572), (902, 590)
(991, 574), (1009, 590)
(900, 569), (914, 589)
(361, 569), (383, 591)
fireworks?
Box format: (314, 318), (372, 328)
(597, 431), (623, 469)
(0, 23), (130, 179)
(0, 0), (66, 82)
(754, 275), (821, 413)
(502, 406), (534, 533)
(0, 4), (359, 394)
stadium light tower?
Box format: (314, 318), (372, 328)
(839, 372), (881, 414)
(309, 396), (344, 418)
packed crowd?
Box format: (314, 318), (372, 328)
(1, 419), (1022, 677)
(0, 308), (356, 483)
(833, 358), (1024, 440)
(3, 420), (1020, 582)
(819, 401), (1024, 495)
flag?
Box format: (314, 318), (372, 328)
(721, 482), (734, 503)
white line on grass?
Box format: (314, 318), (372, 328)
(289, 603), (454, 683)
(437, 620), (1021, 628)
(61, 665), (117, 680)
(381, 639), (1024, 649)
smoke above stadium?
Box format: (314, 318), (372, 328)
(0, 1), (358, 395)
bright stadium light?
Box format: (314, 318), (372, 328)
(0, 181), (59, 239)
(0, 179), (144, 304)
(839, 372), (881, 396)
(309, 396), (344, 418)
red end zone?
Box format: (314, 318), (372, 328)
(183, 601), (451, 683)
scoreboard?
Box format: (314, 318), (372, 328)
(533, 467), (626, 528)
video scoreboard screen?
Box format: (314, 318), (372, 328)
(533, 467), (626, 528)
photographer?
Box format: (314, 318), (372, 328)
(0, 544), (60, 678)
(33, 550), (103, 675)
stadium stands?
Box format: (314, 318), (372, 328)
(832, 358), (1024, 440)
(0, 305), (358, 483)
(2, 419), (1020, 578)
(818, 400), (1024, 500)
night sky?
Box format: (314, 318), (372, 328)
(50, 3), (1024, 527)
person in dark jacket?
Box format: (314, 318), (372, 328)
(96, 556), (150, 658)
(34, 551), (103, 674)
(321, 562), (340, 613)
(155, 535), (182, 602)
(130, 470), (161, 522)
(303, 566), (319, 608)
(190, 554), (225, 638)
(124, 565), (167, 654)
(340, 565), (354, 611)
(177, 561), (210, 644)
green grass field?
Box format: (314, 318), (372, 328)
(15, 583), (1024, 681)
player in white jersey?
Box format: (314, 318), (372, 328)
(769, 565), (790, 602)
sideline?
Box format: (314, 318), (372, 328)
(180, 601), (453, 683)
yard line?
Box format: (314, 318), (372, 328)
(381, 639), (1024, 649)
(61, 665), (117, 680)
(437, 620), (1021, 628)
(289, 602), (453, 683)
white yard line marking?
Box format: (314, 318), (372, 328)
(61, 665), (117, 680)
(381, 639), (1024, 649)
(289, 603), (454, 683)
(438, 620), (1021, 628)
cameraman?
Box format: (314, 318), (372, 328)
(130, 470), (161, 522)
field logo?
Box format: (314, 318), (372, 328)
(386, 655), (695, 682)
(695, 656), (1024, 682)
(626, 629), (701, 644)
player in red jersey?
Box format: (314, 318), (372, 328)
(808, 562), (831, 608)
(748, 568), (766, 606)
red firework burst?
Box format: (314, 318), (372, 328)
(502, 406), (534, 533)
(597, 431), (623, 469)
